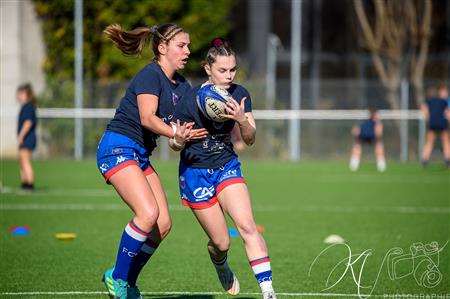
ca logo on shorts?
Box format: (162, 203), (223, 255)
(193, 186), (214, 200)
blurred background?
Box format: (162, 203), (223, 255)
(1, 2), (449, 297)
(1, 0), (449, 161)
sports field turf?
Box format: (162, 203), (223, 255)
(0, 159), (449, 299)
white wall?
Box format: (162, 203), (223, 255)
(1, 0), (45, 158)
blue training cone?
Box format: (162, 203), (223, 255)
(228, 227), (239, 238)
(10, 226), (30, 235)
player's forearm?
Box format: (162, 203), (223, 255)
(141, 114), (173, 138)
(237, 119), (256, 146)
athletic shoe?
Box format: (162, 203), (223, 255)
(127, 286), (143, 299)
(102, 268), (128, 299)
(377, 159), (386, 172)
(262, 290), (277, 299)
(216, 267), (240, 295)
(349, 157), (359, 172)
(20, 183), (35, 192)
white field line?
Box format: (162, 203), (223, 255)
(0, 187), (116, 197)
(1, 290), (447, 298)
(0, 202), (448, 214)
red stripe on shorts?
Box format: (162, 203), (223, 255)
(104, 160), (138, 182)
(182, 196), (219, 210)
(216, 178), (246, 195)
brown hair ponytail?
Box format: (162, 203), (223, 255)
(104, 23), (187, 60)
(104, 24), (151, 56)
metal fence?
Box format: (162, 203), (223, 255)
(34, 108), (428, 162)
(28, 77), (447, 161)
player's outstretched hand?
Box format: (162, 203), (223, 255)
(172, 120), (193, 146)
(223, 97), (247, 124)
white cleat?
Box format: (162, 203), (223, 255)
(216, 268), (240, 295)
(263, 290), (277, 299)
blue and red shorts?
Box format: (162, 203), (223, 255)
(96, 131), (155, 183)
(179, 158), (245, 209)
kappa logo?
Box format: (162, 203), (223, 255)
(99, 163), (109, 173)
(193, 186), (215, 200)
(133, 152), (139, 163)
(116, 156), (127, 165)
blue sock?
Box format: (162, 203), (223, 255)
(112, 221), (149, 281)
(127, 238), (159, 286)
(249, 256), (273, 290)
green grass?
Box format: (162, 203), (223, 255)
(0, 159), (449, 299)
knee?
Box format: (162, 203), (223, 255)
(158, 218), (172, 239)
(237, 220), (258, 238)
(209, 237), (230, 253)
(136, 207), (159, 231)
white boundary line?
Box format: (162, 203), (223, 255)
(1, 291), (447, 298)
(0, 203), (448, 214)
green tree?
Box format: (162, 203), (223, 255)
(33, 0), (235, 157)
(33, 0), (235, 81)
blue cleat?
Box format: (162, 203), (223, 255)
(102, 268), (128, 299)
(127, 286), (143, 299)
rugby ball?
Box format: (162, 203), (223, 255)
(196, 84), (232, 122)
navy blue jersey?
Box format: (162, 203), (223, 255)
(17, 102), (37, 150)
(107, 63), (191, 152)
(173, 83), (252, 169)
(426, 98), (448, 131)
(359, 119), (376, 140)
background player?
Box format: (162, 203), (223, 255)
(98, 23), (207, 299)
(421, 83), (450, 168)
(349, 109), (386, 172)
(16, 83), (38, 191)
(170, 38), (277, 299)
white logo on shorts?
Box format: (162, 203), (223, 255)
(99, 163), (108, 173)
(221, 169), (237, 179)
(116, 156), (127, 165)
(193, 186), (215, 200)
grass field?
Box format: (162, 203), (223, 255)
(0, 159), (449, 299)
